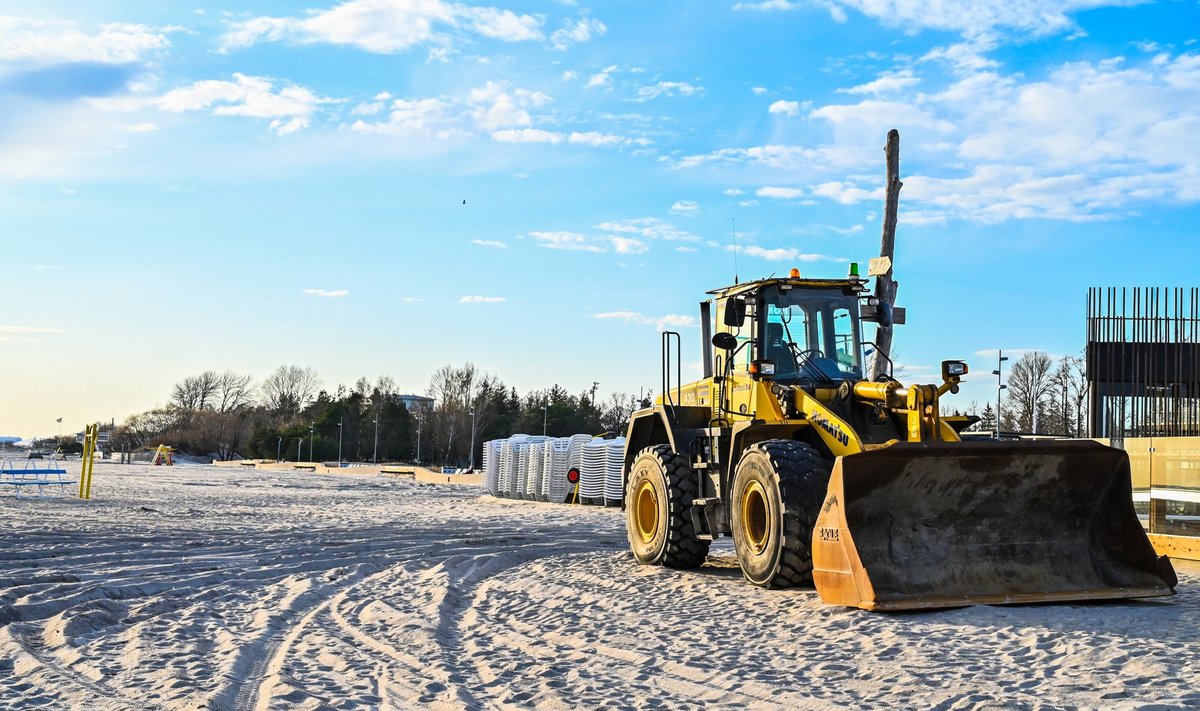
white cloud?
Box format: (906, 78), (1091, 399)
(675, 50), (1200, 223)
(568, 131), (626, 146)
(596, 217), (700, 242)
(459, 6), (542, 42)
(733, 1), (802, 10)
(529, 230), (604, 251)
(593, 311), (697, 331)
(676, 246), (698, 253)
(121, 122), (159, 132)
(470, 239), (507, 248)
(670, 200), (699, 214)
(350, 97), (456, 137)
(751, 86), (769, 95)
(611, 237), (648, 254)
(468, 81), (540, 130)
(834, 0), (1131, 40)
(0, 17), (172, 63)
(0, 325), (66, 334)
(219, 1), (543, 54)
(840, 69), (921, 95)
(587, 65), (617, 88)
(636, 81), (703, 101)
(729, 245), (846, 262)
(460, 295), (505, 303)
(303, 288), (349, 298)
(737, 1), (1137, 41)
(811, 181), (882, 204)
(153, 73), (329, 135)
(724, 188), (745, 195)
(768, 100), (801, 116)
(756, 186), (805, 199)
(551, 17), (606, 50)
(492, 128), (563, 144)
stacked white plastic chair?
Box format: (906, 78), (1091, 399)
(514, 442), (530, 498)
(526, 440), (547, 500)
(603, 437), (627, 505)
(579, 437), (608, 504)
(498, 434), (529, 497)
(483, 440), (503, 495)
(539, 439), (561, 502)
(514, 436), (549, 500)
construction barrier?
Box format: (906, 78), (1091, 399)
(1122, 436), (1200, 561)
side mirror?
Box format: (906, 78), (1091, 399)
(712, 332), (738, 351)
(723, 297), (747, 327)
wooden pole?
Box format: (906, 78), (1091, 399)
(871, 129), (902, 380)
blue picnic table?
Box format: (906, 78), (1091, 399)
(1, 459), (77, 497)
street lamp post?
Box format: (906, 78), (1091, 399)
(469, 409), (477, 471)
(296, 437), (304, 462)
(337, 417), (343, 464)
(276, 435), (283, 462)
(542, 403), (548, 436)
(373, 413), (380, 464)
(415, 414), (423, 464)
(309, 422), (314, 461)
(992, 350), (1009, 439)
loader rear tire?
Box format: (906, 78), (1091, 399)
(731, 440), (831, 588)
(626, 445), (710, 569)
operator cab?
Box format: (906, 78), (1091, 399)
(712, 275), (868, 386)
(761, 283), (864, 383)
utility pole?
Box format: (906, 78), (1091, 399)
(871, 129), (902, 381)
(337, 417), (343, 464)
(373, 412), (379, 464)
(590, 381), (599, 407)
(992, 350), (1009, 439)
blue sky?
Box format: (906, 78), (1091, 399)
(2, 0), (1198, 437)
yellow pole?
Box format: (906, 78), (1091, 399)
(79, 423), (97, 500)
(78, 425), (88, 499)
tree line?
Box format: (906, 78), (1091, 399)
(960, 351), (1089, 436)
(98, 363), (646, 466)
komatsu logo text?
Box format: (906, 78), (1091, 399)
(811, 413), (850, 447)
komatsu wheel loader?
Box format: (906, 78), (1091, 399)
(622, 268), (1177, 610)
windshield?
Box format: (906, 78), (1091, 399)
(760, 284), (864, 381)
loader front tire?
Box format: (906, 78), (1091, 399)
(626, 445), (709, 569)
(731, 440), (831, 588)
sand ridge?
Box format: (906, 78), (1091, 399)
(0, 463), (1197, 709)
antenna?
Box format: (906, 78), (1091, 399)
(731, 217), (739, 285)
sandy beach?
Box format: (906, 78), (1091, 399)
(1, 463), (1197, 710)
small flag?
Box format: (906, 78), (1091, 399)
(56, 417), (62, 423)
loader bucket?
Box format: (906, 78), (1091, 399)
(811, 440), (1178, 611)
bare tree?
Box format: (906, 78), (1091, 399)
(215, 371), (255, 412)
(599, 392), (639, 434)
(1051, 355), (1089, 438)
(425, 363), (505, 466)
(1004, 351), (1055, 433)
(261, 365), (320, 418)
(170, 371), (219, 411)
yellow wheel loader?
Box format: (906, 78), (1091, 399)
(622, 269), (1177, 610)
